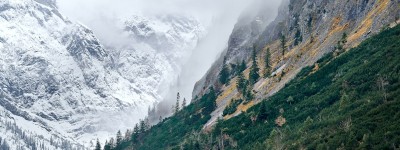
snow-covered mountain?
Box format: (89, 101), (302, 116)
(118, 14), (205, 101)
(0, 0), (204, 149)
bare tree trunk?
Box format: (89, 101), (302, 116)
(377, 76), (389, 103)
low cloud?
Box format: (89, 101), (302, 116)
(57, 0), (282, 122)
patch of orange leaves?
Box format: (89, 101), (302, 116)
(348, 0), (390, 43)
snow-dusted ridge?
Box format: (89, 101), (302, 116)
(0, 0), (205, 149)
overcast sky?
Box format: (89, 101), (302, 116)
(57, 0), (254, 28)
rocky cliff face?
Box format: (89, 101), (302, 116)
(195, 0), (399, 128)
(0, 0), (204, 149)
(192, 0), (282, 99)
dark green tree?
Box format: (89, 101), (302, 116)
(236, 71), (246, 92)
(103, 140), (111, 150)
(144, 118), (150, 130)
(108, 138), (115, 150)
(115, 130), (122, 150)
(264, 48), (271, 78)
(182, 98), (187, 108)
(132, 123), (140, 141)
(239, 60), (246, 73)
(244, 87), (254, 102)
(280, 33), (286, 58)
(230, 63), (238, 76)
(249, 47), (260, 85)
(257, 101), (268, 121)
(219, 62), (230, 85)
(175, 92), (180, 113)
(335, 32), (348, 55)
(95, 139), (101, 150)
(139, 120), (146, 133)
(294, 28), (302, 46)
(204, 87), (217, 113)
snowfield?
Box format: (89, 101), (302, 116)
(0, 0), (205, 149)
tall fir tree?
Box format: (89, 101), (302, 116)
(249, 47), (260, 85)
(264, 48), (271, 78)
(95, 139), (101, 150)
(175, 92), (180, 113)
(103, 140), (111, 150)
(236, 71), (246, 93)
(132, 123), (140, 141)
(139, 119), (146, 133)
(244, 86), (254, 102)
(239, 60), (246, 72)
(280, 33), (286, 58)
(124, 129), (131, 141)
(219, 63), (230, 84)
(108, 138), (115, 150)
(182, 98), (187, 108)
(219, 59), (230, 85)
(116, 130), (122, 149)
(144, 117), (150, 130)
(209, 87), (217, 109)
(294, 28), (302, 46)
(335, 32), (348, 55)
(257, 101), (268, 121)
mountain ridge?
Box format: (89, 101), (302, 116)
(0, 0), (205, 148)
(193, 0), (399, 128)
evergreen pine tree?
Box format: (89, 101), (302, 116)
(116, 130), (122, 149)
(108, 138), (115, 150)
(139, 120), (146, 133)
(280, 34), (286, 58)
(95, 139), (101, 150)
(244, 87), (254, 102)
(257, 102), (268, 121)
(103, 140), (111, 150)
(182, 98), (187, 108)
(132, 123), (140, 141)
(264, 48), (271, 78)
(294, 28), (302, 46)
(124, 129), (131, 140)
(208, 87), (217, 109)
(334, 32), (348, 56)
(239, 60), (246, 72)
(219, 62), (230, 85)
(144, 117), (150, 130)
(201, 87), (217, 114)
(175, 92), (180, 113)
(249, 47), (260, 85)
(236, 71), (246, 92)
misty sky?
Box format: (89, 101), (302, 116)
(57, 0), (253, 28)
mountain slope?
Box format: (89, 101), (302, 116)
(194, 0), (399, 128)
(214, 24), (400, 150)
(0, 0), (204, 148)
(112, 23), (400, 150)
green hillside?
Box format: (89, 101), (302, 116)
(108, 25), (400, 150)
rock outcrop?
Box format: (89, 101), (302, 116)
(195, 0), (399, 128)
